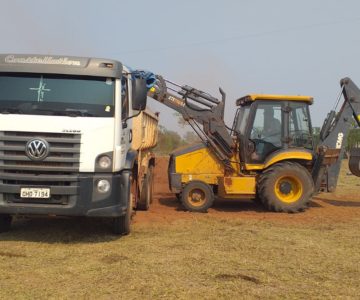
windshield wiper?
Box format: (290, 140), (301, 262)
(0, 108), (23, 114)
(64, 109), (95, 117)
(32, 107), (95, 117)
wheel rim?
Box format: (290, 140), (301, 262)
(187, 188), (207, 207)
(274, 175), (303, 203)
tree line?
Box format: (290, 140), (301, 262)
(154, 125), (360, 156)
(153, 125), (200, 155)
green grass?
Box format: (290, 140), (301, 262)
(0, 216), (359, 299)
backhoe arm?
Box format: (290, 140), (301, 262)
(313, 77), (360, 192)
(148, 75), (235, 169)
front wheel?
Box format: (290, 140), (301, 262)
(112, 194), (133, 235)
(181, 181), (214, 212)
(112, 173), (135, 235)
(258, 162), (314, 213)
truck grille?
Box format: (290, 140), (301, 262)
(0, 131), (81, 205)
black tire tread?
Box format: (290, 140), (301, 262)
(258, 161), (314, 213)
(137, 173), (151, 211)
(181, 180), (214, 213)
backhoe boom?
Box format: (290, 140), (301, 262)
(314, 77), (360, 192)
(148, 75), (235, 170)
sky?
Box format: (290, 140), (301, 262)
(1, 0), (360, 133)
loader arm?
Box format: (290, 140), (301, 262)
(313, 77), (360, 192)
(148, 75), (235, 170)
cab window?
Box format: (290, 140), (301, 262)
(249, 102), (282, 162)
(289, 102), (313, 149)
(235, 106), (251, 135)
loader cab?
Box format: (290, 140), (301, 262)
(234, 94), (314, 165)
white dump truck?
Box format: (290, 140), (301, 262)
(0, 54), (158, 235)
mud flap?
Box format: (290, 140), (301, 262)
(349, 148), (360, 177)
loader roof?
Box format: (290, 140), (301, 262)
(236, 94), (313, 106)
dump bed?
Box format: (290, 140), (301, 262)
(132, 109), (158, 150)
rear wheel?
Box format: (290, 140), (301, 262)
(148, 165), (154, 204)
(258, 162), (314, 213)
(181, 181), (214, 212)
(0, 214), (12, 233)
(137, 173), (151, 211)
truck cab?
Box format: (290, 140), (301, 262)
(0, 54), (152, 234)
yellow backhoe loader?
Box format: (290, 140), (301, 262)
(146, 75), (360, 212)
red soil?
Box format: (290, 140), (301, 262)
(134, 157), (360, 225)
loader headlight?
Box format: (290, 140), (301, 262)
(98, 155), (112, 169)
(97, 179), (111, 193)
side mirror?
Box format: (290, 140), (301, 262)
(132, 78), (147, 111)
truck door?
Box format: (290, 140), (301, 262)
(121, 76), (132, 152)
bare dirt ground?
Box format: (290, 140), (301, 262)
(135, 156), (360, 225)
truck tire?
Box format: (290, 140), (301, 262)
(112, 194), (133, 235)
(258, 162), (314, 213)
(181, 180), (214, 212)
(137, 172), (151, 211)
(148, 165), (154, 204)
(112, 173), (135, 235)
(0, 214), (12, 233)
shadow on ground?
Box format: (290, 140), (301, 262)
(317, 198), (360, 207)
(158, 193), (323, 213)
(0, 217), (120, 244)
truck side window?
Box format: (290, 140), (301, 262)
(121, 77), (129, 120)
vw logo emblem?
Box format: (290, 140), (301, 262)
(25, 138), (50, 161)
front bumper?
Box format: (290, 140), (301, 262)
(0, 171), (131, 217)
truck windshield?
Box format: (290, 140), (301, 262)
(0, 73), (115, 117)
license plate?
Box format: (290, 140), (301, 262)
(20, 188), (51, 199)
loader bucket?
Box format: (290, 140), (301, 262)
(349, 148), (360, 177)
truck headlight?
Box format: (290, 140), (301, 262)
(98, 155), (112, 169)
(97, 179), (111, 193)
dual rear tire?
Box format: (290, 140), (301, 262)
(137, 165), (154, 211)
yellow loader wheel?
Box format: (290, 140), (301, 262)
(181, 181), (214, 212)
(258, 162), (314, 213)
